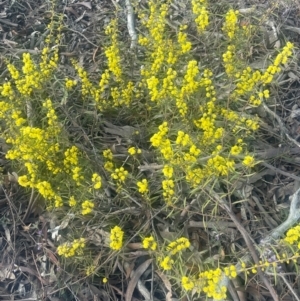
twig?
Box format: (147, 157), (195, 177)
(208, 189), (279, 301)
(285, 133), (300, 148)
(211, 187), (300, 301)
(22, 188), (39, 222)
(263, 102), (300, 148)
(261, 187), (300, 243)
(227, 281), (242, 301)
(138, 163), (163, 171)
(1, 185), (17, 250)
(277, 273), (300, 301)
(125, 0), (137, 48)
(67, 28), (98, 47)
(31, 250), (47, 298)
(260, 161), (300, 182)
(0, 18), (18, 27)
(137, 280), (151, 301)
(188, 220), (236, 229)
(26, 100), (33, 126)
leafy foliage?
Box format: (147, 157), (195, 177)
(0, 0), (298, 299)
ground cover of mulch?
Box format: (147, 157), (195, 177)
(1, 0), (300, 300)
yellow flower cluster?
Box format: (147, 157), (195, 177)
(181, 276), (195, 291)
(81, 200), (94, 215)
(159, 256), (174, 270)
(207, 154), (235, 176)
(224, 265), (237, 278)
(0, 35), (128, 220)
(64, 146), (84, 186)
(142, 236), (157, 251)
(109, 226), (124, 250)
(57, 238), (85, 258)
(284, 224), (300, 247)
(162, 179), (175, 204)
(86, 265), (96, 276)
(103, 148), (114, 171)
(232, 42), (293, 105)
(222, 9), (239, 39)
(128, 146), (142, 155)
(192, 0), (209, 33)
(11, 108), (23, 125)
(69, 196), (77, 207)
(222, 45), (236, 76)
(178, 25), (191, 54)
(176, 60), (200, 116)
(183, 60), (200, 93)
(165, 41), (178, 66)
(150, 122), (168, 147)
(39, 46), (59, 78)
(72, 59), (102, 106)
(64, 146), (79, 168)
(137, 179), (149, 194)
(162, 165), (173, 178)
(162, 165), (175, 200)
(146, 76), (160, 101)
(142, 230), (236, 300)
(180, 264), (238, 298)
(103, 149), (113, 160)
(139, 1), (168, 47)
(111, 167), (129, 183)
(185, 167), (205, 188)
(36, 181), (63, 208)
(65, 78), (77, 90)
(150, 122), (173, 163)
(99, 69), (110, 94)
(43, 98), (60, 130)
(161, 68), (178, 100)
(91, 173), (102, 189)
(0, 81), (14, 100)
(14, 53), (40, 95)
(242, 155), (255, 167)
(200, 268), (227, 300)
(5, 131), (62, 208)
(6, 47), (58, 96)
(150, 117), (243, 196)
(156, 237), (190, 271)
(261, 41), (294, 85)
(176, 131), (191, 147)
(194, 69), (221, 145)
(73, 62), (94, 96)
(141, 232), (237, 299)
(230, 139), (243, 155)
(167, 237), (190, 255)
(119, 81), (134, 106)
(234, 67), (262, 97)
(105, 19), (122, 81)
(40, 14), (62, 77)
(71, 19), (136, 110)
(7, 63), (19, 80)
(5, 122), (63, 206)
(138, 1), (172, 92)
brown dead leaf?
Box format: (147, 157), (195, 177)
(19, 266), (48, 285)
(125, 259), (152, 301)
(22, 224), (32, 232)
(156, 270), (172, 301)
(127, 242), (142, 249)
(0, 267), (15, 280)
(74, 2), (92, 9)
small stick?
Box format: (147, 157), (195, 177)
(125, 0), (137, 49)
(209, 189), (279, 301)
